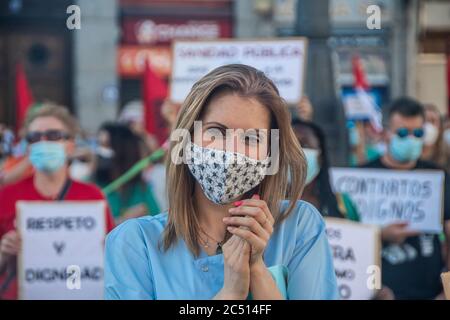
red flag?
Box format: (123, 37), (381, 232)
(352, 55), (382, 132)
(15, 63), (34, 133)
(142, 59), (168, 145)
(352, 55), (369, 90)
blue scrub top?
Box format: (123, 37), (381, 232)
(104, 200), (339, 300)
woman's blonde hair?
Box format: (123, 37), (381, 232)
(424, 103), (447, 168)
(163, 64), (306, 256)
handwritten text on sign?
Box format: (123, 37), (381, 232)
(329, 168), (444, 233)
(325, 218), (381, 300)
(170, 38), (307, 104)
(17, 201), (106, 300)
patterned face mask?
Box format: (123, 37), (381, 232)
(186, 142), (269, 204)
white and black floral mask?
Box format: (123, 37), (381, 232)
(186, 142), (269, 204)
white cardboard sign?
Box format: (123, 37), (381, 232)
(325, 217), (381, 300)
(170, 38), (308, 104)
(329, 168), (445, 233)
(17, 201), (106, 300)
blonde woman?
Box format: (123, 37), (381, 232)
(105, 64), (338, 300)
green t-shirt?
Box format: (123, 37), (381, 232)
(98, 182), (160, 219)
(336, 192), (360, 222)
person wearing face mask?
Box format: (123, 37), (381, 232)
(421, 104), (449, 172)
(69, 134), (96, 182)
(292, 119), (399, 300)
(361, 97), (450, 300)
(291, 119), (359, 221)
(92, 123), (160, 225)
(0, 104), (115, 300)
(104, 64), (338, 300)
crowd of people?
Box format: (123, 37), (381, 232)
(0, 63), (450, 300)
(295, 95), (450, 299)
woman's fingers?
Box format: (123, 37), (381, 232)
(228, 206), (273, 234)
(229, 200), (274, 229)
(224, 198), (274, 265)
(240, 199), (274, 224)
(227, 226), (265, 252)
(223, 216), (269, 241)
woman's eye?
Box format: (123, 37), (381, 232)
(205, 127), (226, 138)
(244, 135), (260, 145)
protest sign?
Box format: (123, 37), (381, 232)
(342, 89), (381, 121)
(17, 201), (106, 300)
(170, 38), (308, 104)
(325, 217), (381, 300)
(329, 168), (445, 233)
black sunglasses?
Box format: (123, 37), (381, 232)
(26, 130), (72, 144)
(395, 127), (424, 139)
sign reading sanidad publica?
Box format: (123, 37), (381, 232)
(170, 38), (308, 104)
(329, 168), (445, 233)
(17, 201), (106, 300)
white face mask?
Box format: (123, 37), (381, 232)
(423, 122), (439, 146)
(69, 160), (92, 181)
(96, 146), (114, 159)
(186, 142), (269, 205)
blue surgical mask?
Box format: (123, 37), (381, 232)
(389, 135), (423, 163)
(29, 141), (66, 173)
(303, 148), (321, 185)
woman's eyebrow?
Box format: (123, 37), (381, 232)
(203, 122), (269, 137)
(203, 121), (229, 129)
(245, 129), (268, 137)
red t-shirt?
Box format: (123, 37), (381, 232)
(0, 176), (115, 300)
